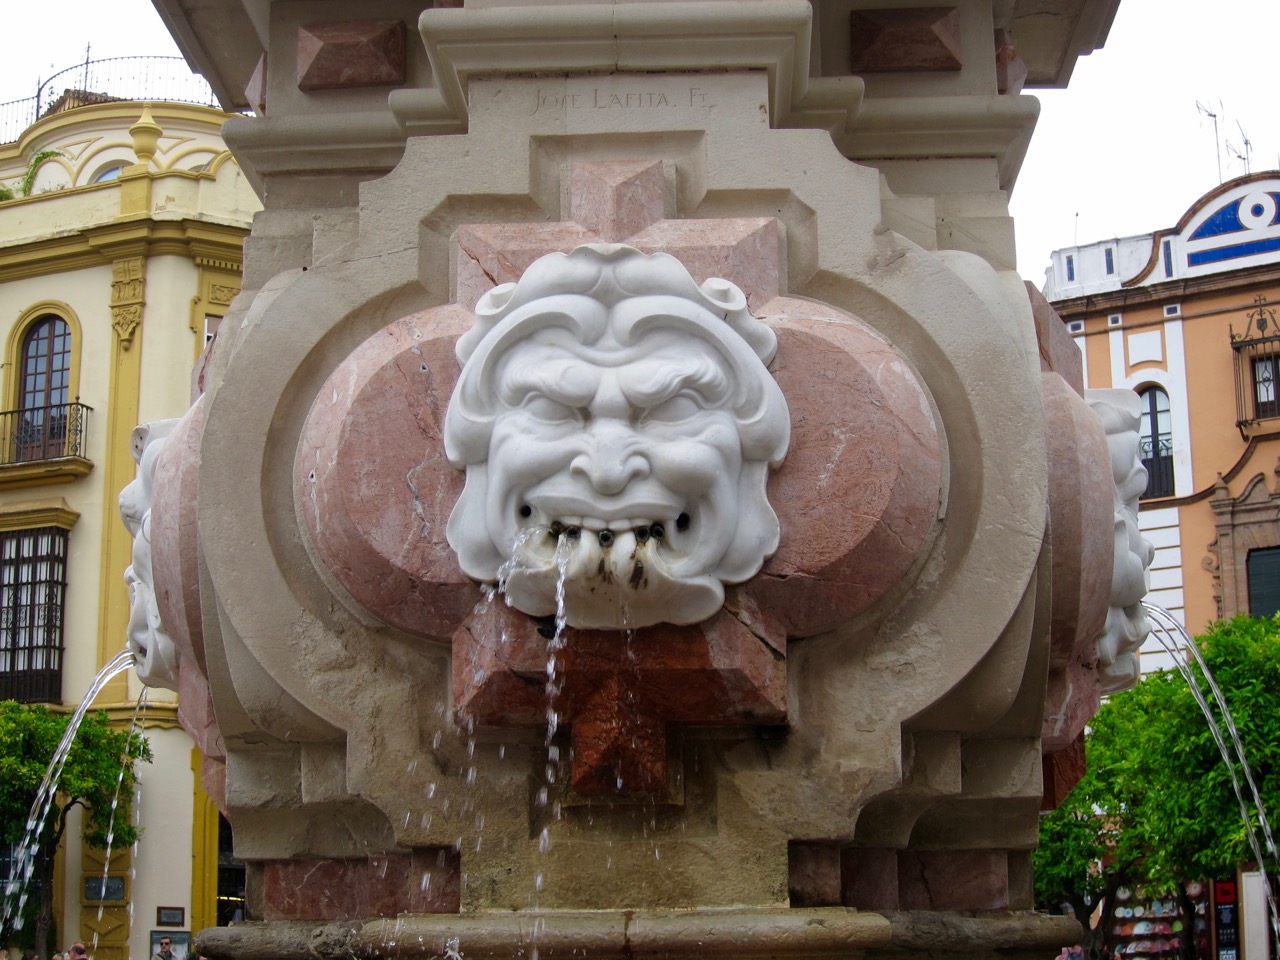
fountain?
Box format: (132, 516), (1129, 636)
(130, 1), (1142, 957)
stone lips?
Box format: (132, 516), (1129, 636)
(299, 297), (941, 642)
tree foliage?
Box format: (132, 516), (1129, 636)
(1034, 615), (1280, 955)
(0, 702), (151, 957)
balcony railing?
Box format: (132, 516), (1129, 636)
(1232, 333), (1280, 432)
(0, 56), (219, 144)
(0, 402), (91, 466)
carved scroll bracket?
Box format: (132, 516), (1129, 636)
(111, 256), (146, 349)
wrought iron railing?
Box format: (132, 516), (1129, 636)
(0, 401), (91, 466)
(0, 56), (219, 144)
(1140, 436), (1174, 499)
(1232, 333), (1280, 430)
(0, 525), (68, 704)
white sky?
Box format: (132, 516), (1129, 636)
(1, 0), (1277, 287)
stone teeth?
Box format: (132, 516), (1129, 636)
(611, 529), (638, 557)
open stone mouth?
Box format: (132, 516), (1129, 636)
(501, 505), (722, 627)
(517, 506), (691, 550)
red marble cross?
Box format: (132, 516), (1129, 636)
(453, 599), (786, 796)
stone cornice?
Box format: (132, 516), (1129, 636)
(225, 1), (1039, 194)
(47, 699), (183, 729)
(0, 218), (247, 283)
(412, 1), (862, 137)
(1050, 262), (1280, 319)
(0, 101), (237, 165)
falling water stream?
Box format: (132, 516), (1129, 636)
(1, 649), (138, 932)
(91, 686), (150, 948)
(1141, 602), (1280, 948)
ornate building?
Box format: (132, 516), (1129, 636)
(0, 66), (257, 959)
(1046, 170), (1280, 670)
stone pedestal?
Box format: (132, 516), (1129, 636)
(140, 1), (1129, 956)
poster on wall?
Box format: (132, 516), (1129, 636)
(1213, 878), (1239, 960)
(149, 930), (191, 960)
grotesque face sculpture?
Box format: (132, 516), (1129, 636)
(444, 244), (790, 628)
(119, 420), (180, 690)
(1087, 389), (1155, 692)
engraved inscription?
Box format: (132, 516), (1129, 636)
(534, 86), (714, 114)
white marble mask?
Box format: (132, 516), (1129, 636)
(120, 419), (181, 690)
(1086, 389), (1155, 692)
(444, 244), (790, 628)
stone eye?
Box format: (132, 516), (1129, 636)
(524, 395), (580, 424)
(644, 394), (701, 424)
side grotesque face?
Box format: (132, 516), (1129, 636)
(119, 419), (180, 690)
(1087, 389), (1155, 692)
(444, 244), (790, 628)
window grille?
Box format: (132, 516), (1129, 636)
(1138, 387), (1174, 499)
(1231, 296), (1280, 431)
(0, 526), (68, 703)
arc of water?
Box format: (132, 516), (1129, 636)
(1, 649), (137, 931)
(1141, 603), (1280, 948)
(93, 686), (150, 943)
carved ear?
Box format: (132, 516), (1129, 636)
(700, 277), (777, 365)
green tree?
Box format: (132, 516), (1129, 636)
(0, 702), (151, 960)
(1034, 615), (1280, 957)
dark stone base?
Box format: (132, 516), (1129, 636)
(197, 909), (1079, 959)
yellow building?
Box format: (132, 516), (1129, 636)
(0, 62), (257, 960)
(1046, 170), (1280, 670)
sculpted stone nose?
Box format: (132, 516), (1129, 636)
(571, 420), (651, 495)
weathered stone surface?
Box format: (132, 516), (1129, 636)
(843, 847), (900, 911)
(261, 851), (459, 920)
(1027, 281), (1083, 391)
(453, 600), (786, 794)
(152, 396), (207, 674)
(194, 909), (1076, 960)
(297, 20), (406, 92)
(898, 850), (1009, 911)
(850, 8), (963, 72)
(297, 305), (474, 640)
(788, 841), (842, 906)
(738, 297), (941, 638)
(1040, 372), (1111, 753)
(455, 161), (780, 313)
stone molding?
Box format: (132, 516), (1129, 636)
(195, 909), (1082, 960)
(1207, 467), (1280, 618)
(225, 1), (1038, 192)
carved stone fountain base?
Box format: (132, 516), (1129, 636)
(198, 909), (1080, 960)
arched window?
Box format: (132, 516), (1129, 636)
(1138, 386), (1174, 499)
(16, 315), (71, 462)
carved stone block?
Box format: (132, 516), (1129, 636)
(297, 20), (406, 92)
(850, 7), (963, 73)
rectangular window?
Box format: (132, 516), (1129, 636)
(1254, 355), (1280, 420)
(204, 315), (222, 348)
(1105, 248), (1115, 274)
(1067, 320), (1085, 334)
(1065, 255), (1075, 282)
(1163, 239), (1174, 278)
(0, 526), (68, 703)
(1108, 313), (1123, 327)
(1164, 304), (1182, 317)
(1247, 547), (1280, 618)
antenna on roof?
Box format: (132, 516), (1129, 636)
(1197, 100), (1223, 184)
(1236, 121), (1252, 175)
